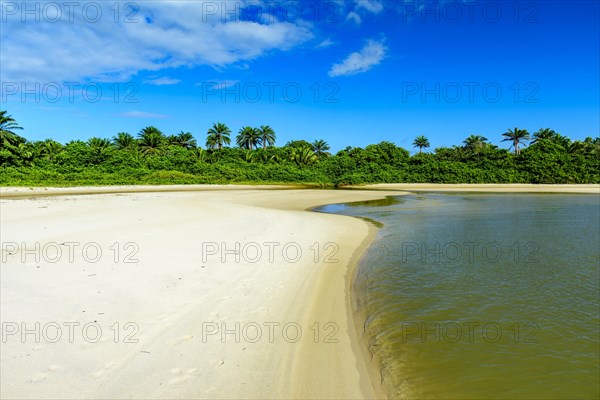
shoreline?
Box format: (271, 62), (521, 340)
(0, 184), (311, 199)
(2, 183), (599, 200)
(343, 183), (600, 193)
(347, 221), (389, 399)
(0, 186), (402, 399)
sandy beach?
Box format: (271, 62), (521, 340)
(2, 183), (597, 399)
(0, 186), (405, 399)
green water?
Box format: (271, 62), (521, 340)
(318, 193), (600, 400)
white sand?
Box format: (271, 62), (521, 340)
(0, 187), (405, 399)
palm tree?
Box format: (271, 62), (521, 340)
(463, 135), (488, 150)
(169, 131), (197, 149)
(88, 137), (111, 150)
(567, 140), (586, 155)
(553, 133), (571, 149)
(193, 148), (207, 162)
(311, 139), (331, 158)
(236, 126), (261, 150)
(15, 142), (35, 165)
(113, 132), (136, 149)
(37, 139), (63, 161)
(291, 147), (318, 166)
(138, 126), (166, 155)
(502, 127), (530, 155)
(531, 128), (556, 144)
(256, 149), (278, 163)
(243, 150), (256, 163)
(0, 111), (24, 149)
(413, 135), (430, 154)
(582, 137), (600, 155)
(285, 140), (313, 150)
(258, 125), (276, 149)
(206, 123), (231, 150)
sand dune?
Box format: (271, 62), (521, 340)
(0, 187), (404, 399)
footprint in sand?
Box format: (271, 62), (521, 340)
(170, 367), (200, 382)
(31, 373), (46, 383)
(169, 375), (191, 385)
(91, 370), (105, 379)
(31, 364), (59, 383)
(251, 306), (269, 315)
(91, 362), (117, 379)
(240, 279), (256, 287)
(169, 335), (194, 346)
(156, 313), (169, 322)
(169, 368), (193, 385)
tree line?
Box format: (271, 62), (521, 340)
(1, 110), (598, 186)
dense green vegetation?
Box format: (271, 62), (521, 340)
(1, 111), (598, 186)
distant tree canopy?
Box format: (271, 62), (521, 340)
(1, 111), (598, 186)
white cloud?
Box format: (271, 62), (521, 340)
(355, 0), (384, 14)
(328, 39), (387, 77)
(346, 11), (362, 25)
(119, 111), (168, 119)
(1, 1), (314, 83)
(316, 39), (334, 49)
(143, 77), (181, 86)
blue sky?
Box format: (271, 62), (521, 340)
(1, 0), (598, 152)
